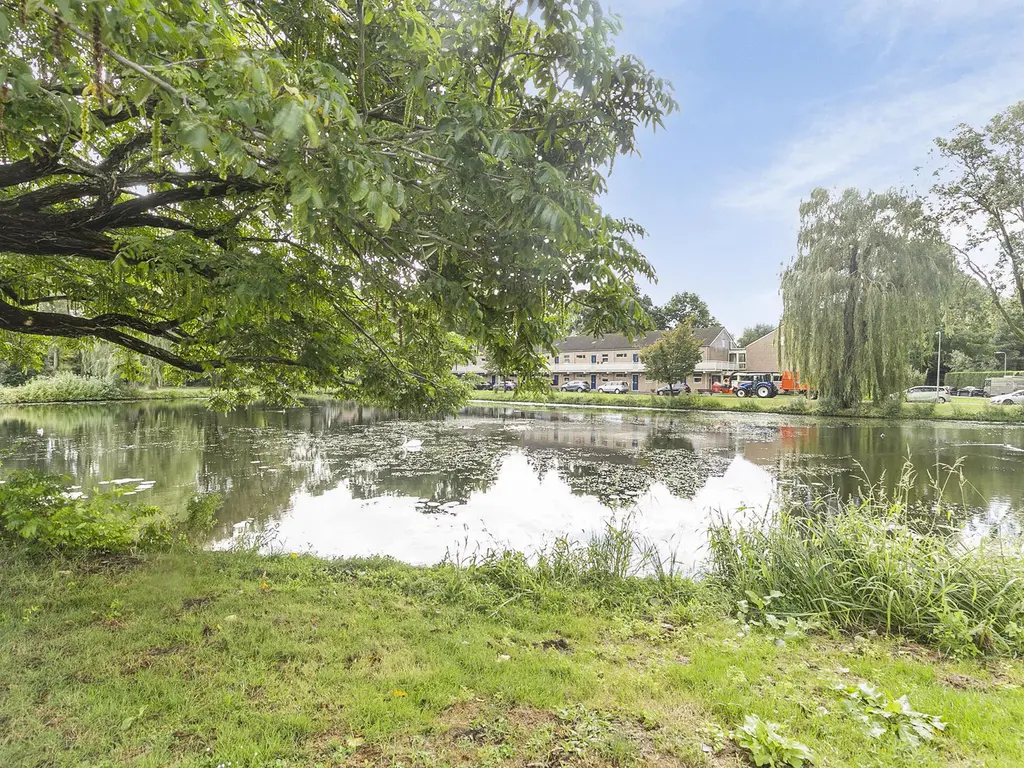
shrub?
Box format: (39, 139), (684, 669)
(708, 492), (1024, 656)
(0, 373), (128, 404)
(0, 471), (176, 552)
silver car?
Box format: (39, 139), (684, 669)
(990, 390), (1024, 406)
(905, 386), (949, 404)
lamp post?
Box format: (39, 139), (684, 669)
(997, 351), (1007, 376)
(935, 330), (942, 396)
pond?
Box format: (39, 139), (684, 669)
(2, 400), (1022, 569)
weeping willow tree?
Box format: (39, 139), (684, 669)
(780, 188), (953, 409)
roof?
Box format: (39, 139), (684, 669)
(743, 327), (779, 348)
(556, 331), (664, 353)
(555, 326), (725, 353)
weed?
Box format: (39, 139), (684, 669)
(0, 470), (205, 552)
(731, 714), (815, 767)
(835, 682), (946, 746)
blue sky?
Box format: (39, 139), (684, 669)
(598, 0), (1024, 336)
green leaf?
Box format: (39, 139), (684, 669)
(273, 101), (305, 140)
(179, 123), (214, 154)
(351, 179), (370, 202)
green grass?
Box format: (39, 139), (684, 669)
(472, 388), (1024, 423)
(0, 374), (211, 404)
(3, 544), (1024, 767)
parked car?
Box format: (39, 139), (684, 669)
(492, 380), (515, 391)
(560, 380), (590, 392)
(655, 382), (691, 395)
(734, 380), (778, 399)
(905, 386), (949, 404)
(957, 386), (987, 397)
(596, 380), (630, 394)
(990, 390), (1024, 406)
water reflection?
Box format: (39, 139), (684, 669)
(1, 401), (1022, 567)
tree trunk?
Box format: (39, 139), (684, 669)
(841, 242), (860, 409)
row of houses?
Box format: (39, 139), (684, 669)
(457, 326), (793, 393)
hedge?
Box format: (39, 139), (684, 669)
(944, 370), (1024, 390)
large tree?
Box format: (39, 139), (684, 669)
(780, 188), (952, 409)
(933, 102), (1024, 347)
(639, 322), (701, 393)
(0, 0), (673, 408)
(639, 291), (717, 330)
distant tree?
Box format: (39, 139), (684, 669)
(930, 273), (996, 373)
(638, 294), (667, 331)
(737, 323), (776, 347)
(659, 292), (718, 329)
(0, 0), (673, 410)
(781, 188), (953, 409)
(934, 102), (1024, 347)
(992, 302), (1024, 370)
(639, 322), (702, 394)
(639, 291), (717, 330)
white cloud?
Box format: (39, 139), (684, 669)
(721, 35), (1024, 215)
(843, 0), (1024, 30)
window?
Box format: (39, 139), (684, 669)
(633, 353), (639, 363)
(601, 354), (609, 363)
(616, 352), (627, 358)
(576, 354), (586, 360)
(591, 354), (597, 363)
(693, 374), (703, 383)
(554, 356), (559, 364)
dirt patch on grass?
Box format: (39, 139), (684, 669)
(181, 595), (217, 611)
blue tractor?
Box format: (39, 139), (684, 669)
(734, 376), (778, 399)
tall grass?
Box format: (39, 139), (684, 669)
(421, 516), (714, 615)
(0, 373), (128, 403)
(708, 470), (1024, 656)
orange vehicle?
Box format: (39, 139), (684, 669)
(779, 371), (808, 394)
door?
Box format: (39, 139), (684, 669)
(632, 375), (639, 391)
(590, 374), (597, 389)
(553, 374), (559, 386)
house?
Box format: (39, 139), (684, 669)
(456, 326), (741, 393)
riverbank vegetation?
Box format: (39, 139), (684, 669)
(0, 373), (210, 405)
(472, 388), (1024, 422)
(2, 473), (1024, 766)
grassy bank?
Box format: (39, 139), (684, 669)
(0, 374), (210, 404)
(3, 543), (1024, 767)
(472, 388), (1024, 423)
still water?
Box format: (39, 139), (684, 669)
(2, 400), (1022, 567)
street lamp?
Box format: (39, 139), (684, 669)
(935, 330), (942, 396)
(997, 351), (1007, 376)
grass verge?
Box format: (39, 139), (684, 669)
(3, 542), (1023, 767)
(471, 389), (1024, 423)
